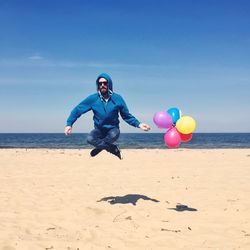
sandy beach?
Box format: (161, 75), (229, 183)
(0, 148), (250, 250)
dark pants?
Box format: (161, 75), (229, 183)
(86, 127), (120, 150)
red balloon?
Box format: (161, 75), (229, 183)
(164, 127), (181, 148)
(179, 132), (193, 142)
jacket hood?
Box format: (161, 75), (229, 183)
(96, 73), (113, 93)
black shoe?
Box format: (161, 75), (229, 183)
(107, 145), (123, 160)
(90, 148), (103, 157)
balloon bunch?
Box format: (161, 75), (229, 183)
(153, 107), (196, 148)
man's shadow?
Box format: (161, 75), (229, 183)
(168, 203), (197, 212)
(97, 194), (159, 206)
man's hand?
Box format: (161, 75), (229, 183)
(139, 123), (151, 131)
(64, 126), (72, 136)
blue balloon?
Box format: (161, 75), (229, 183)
(167, 107), (181, 124)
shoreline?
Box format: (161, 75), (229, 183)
(1, 133), (250, 150)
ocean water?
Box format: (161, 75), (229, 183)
(0, 133), (250, 149)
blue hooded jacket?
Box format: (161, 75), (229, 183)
(66, 73), (141, 130)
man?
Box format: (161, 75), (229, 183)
(64, 73), (150, 159)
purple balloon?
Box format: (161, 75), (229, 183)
(153, 111), (173, 129)
(164, 127), (181, 148)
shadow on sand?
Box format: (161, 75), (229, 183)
(168, 203), (198, 212)
(97, 194), (160, 206)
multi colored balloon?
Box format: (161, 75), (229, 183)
(153, 107), (196, 148)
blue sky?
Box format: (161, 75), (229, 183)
(0, 0), (249, 133)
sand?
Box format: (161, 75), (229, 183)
(0, 148), (250, 250)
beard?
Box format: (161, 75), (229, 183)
(100, 88), (108, 95)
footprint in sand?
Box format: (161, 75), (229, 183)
(86, 206), (105, 215)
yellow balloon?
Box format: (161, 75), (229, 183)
(176, 116), (196, 134)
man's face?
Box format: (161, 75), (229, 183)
(98, 77), (108, 95)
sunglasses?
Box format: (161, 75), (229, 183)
(98, 81), (108, 86)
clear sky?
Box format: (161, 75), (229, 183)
(0, 0), (249, 133)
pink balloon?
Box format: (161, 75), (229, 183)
(164, 127), (181, 148)
(153, 111), (173, 129)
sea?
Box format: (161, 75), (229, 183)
(0, 133), (250, 149)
